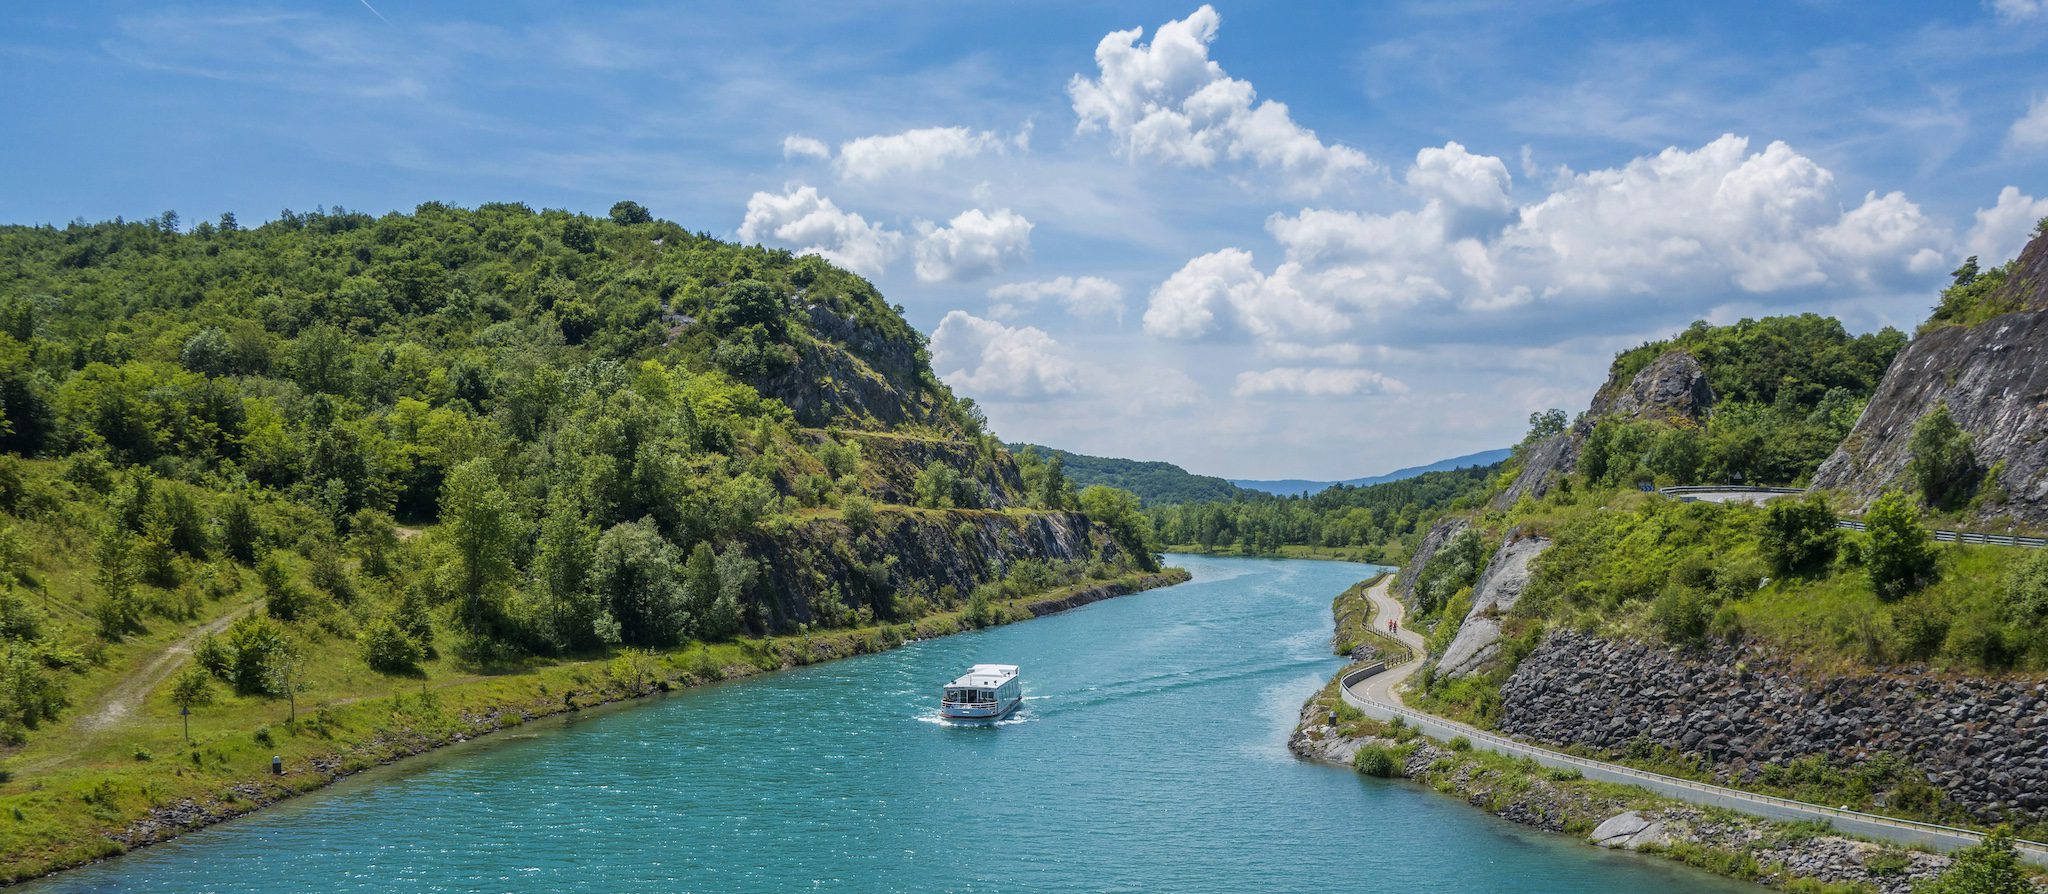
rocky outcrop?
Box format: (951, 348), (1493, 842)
(1393, 517), (1466, 608)
(1435, 534), (1550, 678)
(1492, 350), (1714, 508)
(745, 509), (1123, 634)
(1502, 629), (2048, 824)
(751, 304), (948, 430)
(823, 430), (1027, 509)
(1813, 233), (2048, 526)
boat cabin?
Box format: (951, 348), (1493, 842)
(941, 664), (1021, 716)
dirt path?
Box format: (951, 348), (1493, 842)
(74, 600), (259, 734)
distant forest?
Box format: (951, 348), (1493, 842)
(1008, 444), (1247, 506)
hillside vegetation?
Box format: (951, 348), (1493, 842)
(1402, 237), (2048, 726)
(1008, 443), (1246, 505)
(0, 203), (1159, 878)
(1149, 463), (1498, 562)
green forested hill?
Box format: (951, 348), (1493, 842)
(1009, 443), (1247, 505)
(0, 203), (1161, 879)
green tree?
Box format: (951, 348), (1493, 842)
(179, 327), (234, 377)
(168, 665), (214, 741)
(1866, 491), (1938, 601)
(0, 644), (66, 729)
(262, 637), (307, 723)
(91, 526), (143, 639)
(608, 201), (653, 225)
(1917, 827), (2030, 894)
(1907, 404), (1978, 510)
(1079, 485), (1156, 571)
(440, 459), (519, 638)
(218, 493), (263, 564)
(1524, 408), (1568, 444)
(259, 551), (313, 621)
(591, 519), (688, 647)
(1760, 494), (1838, 578)
(531, 498), (600, 650)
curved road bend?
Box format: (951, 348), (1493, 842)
(1339, 575), (2048, 867)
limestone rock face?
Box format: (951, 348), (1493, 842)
(1393, 517), (1468, 608)
(1436, 534), (1550, 679)
(1813, 232), (2048, 526)
(1492, 350), (1714, 509)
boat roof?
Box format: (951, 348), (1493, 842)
(945, 664), (1019, 688)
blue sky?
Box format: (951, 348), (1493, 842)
(4, 1), (2046, 479)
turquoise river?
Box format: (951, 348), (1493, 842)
(28, 555), (1761, 893)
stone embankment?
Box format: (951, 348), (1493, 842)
(1289, 696), (2030, 894)
(1502, 630), (2048, 825)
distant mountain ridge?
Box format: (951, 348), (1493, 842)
(1230, 448), (1513, 497)
(1007, 444), (1248, 506)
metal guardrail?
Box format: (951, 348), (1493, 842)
(1336, 665), (2048, 866)
(1655, 488), (2048, 549)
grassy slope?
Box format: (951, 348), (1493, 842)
(0, 533), (1185, 882)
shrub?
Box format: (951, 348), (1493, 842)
(1354, 745), (1398, 778)
(1448, 735), (1472, 752)
(360, 617), (424, 675)
(1918, 827), (2030, 894)
(1761, 494), (1837, 578)
(1866, 492), (1937, 601)
(2001, 549), (2048, 623)
(841, 495), (876, 535)
(1908, 404), (1979, 509)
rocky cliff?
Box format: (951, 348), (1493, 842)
(1393, 517), (1466, 608)
(745, 509), (1124, 633)
(1436, 534), (1550, 679)
(1492, 350), (1714, 508)
(746, 303), (954, 430)
(1502, 630), (2048, 824)
(1813, 231), (2048, 525)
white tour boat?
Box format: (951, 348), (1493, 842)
(939, 664), (1022, 721)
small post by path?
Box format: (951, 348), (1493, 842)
(181, 705), (191, 743)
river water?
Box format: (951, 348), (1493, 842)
(30, 555), (1759, 893)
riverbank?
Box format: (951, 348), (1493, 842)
(2, 568), (1188, 886)
(1291, 576), (2048, 894)
(1161, 543), (1390, 564)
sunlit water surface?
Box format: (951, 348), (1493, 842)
(29, 555), (1761, 893)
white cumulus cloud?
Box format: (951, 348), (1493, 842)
(1407, 141), (1513, 215)
(1964, 186), (2048, 264)
(782, 135), (830, 160)
(1143, 247), (1348, 341)
(1144, 135), (1964, 350)
(988, 276), (1125, 320)
(835, 126), (1009, 182)
(2010, 97), (2048, 151)
(738, 184), (903, 277)
(1990, 0), (2047, 21)
(1068, 5), (1374, 196)
(1232, 367), (1407, 398)
(928, 310), (1086, 400)
(914, 208), (1034, 283)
